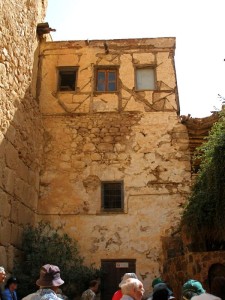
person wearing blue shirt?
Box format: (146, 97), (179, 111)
(2, 277), (18, 300)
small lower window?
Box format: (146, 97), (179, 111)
(58, 67), (77, 91)
(101, 181), (124, 211)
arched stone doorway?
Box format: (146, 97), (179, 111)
(208, 263), (225, 291)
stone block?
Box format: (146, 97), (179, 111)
(59, 162), (71, 170)
(25, 186), (38, 210)
(2, 167), (15, 195)
(0, 246), (8, 270)
(0, 220), (12, 246)
(5, 141), (19, 170)
(91, 153), (101, 161)
(114, 143), (126, 153)
(103, 136), (114, 143)
(10, 200), (18, 224)
(14, 177), (25, 201)
(10, 223), (22, 246)
(7, 245), (16, 273)
(0, 191), (11, 218)
(17, 204), (35, 226)
(97, 143), (113, 152)
(17, 159), (29, 182)
(83, 143), (96, 152)
(72, 161), (86, 169)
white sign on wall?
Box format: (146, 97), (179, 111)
(116, 262), (129, 268)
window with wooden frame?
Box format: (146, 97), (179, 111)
(96, 69), (117, 92)
(135, 67), (156, 91)
(101, 181), (124, 211)
(58, 67), (77, 91)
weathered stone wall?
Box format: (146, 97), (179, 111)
(0, 0), (47, 271)
(38, 38), (191, 293)
(163, 251), (225, 298)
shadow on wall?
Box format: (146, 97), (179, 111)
(0, 81), (43, 271)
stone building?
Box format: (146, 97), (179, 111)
(37, 37), (191, 297)
(0, 0), (47, 271)
(1, 1), (224, 298)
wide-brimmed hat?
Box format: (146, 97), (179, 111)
(182, 279), (205, 296)
(36, 264), (64, 287)
(119, 273), (137, 287)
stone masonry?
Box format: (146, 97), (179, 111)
(0, 0), (47, 270)
(37, 38), (191, 293)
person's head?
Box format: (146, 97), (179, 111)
(0, 267), (6, 284)
(119, 273), (138, 288)
(182, 279), (205, 300)
(36, 264), (64, 292)
(211, 276), (225, 300)
(152, 278), (164, 288)
(153, 289), (169, 300)
(5, 277), (18, 291)
(89, 280), (99, 293)
(121, 278), (144, 300)
(153, 283), (174, 299)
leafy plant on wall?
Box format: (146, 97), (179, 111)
(182, 111), (225, 249)
(14, 221), (101, 299)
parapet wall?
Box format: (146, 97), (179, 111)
(0, 0), (47, 271)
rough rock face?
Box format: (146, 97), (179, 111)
(38, 38), (191, 292)
(0, 0), (47, 270)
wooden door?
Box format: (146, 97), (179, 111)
(101, 259), (136, 300)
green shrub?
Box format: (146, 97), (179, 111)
(14, 222), (101, 299)
(182, 111), (225, 243)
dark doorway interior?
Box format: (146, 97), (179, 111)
(208, 263), (225, 291)
(101, 259), (136, 300)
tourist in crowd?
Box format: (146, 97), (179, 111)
(148, 280), (174, 300)
(81, 280), (99, 300)
(152, 288), (169, 300)
(29, 264), (65, 300)
(151, 279), (164, 289)
(182, 279), (206, 300)
(1, 277), (18, 300)
(120, 278), (145, 300)
(182, 279), (221, 300)
(210, 277), (225, 300)
(0, 267), (6, 300)
(112, 273), (138, 300)
(152, 283), (174, 300)
(0, 267), (6, 284)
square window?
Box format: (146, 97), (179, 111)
(58, 67), (77, 91)
(136, 67), (156, 90)
(101, 181), (124, 211)
(96, 69), (117, 92)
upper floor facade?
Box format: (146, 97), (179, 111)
(38, 37), (180, 115)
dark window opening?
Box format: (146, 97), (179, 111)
(96, 69), (117, 92)
(58, 68), (77, 91)
(101, 182), (123, 211)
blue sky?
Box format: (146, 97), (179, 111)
(45, 0), (225, 117)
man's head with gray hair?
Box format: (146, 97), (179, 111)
(0, 266), (6, 283)
(119, 273), (138, 287)
(121, 278), (145, 300)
